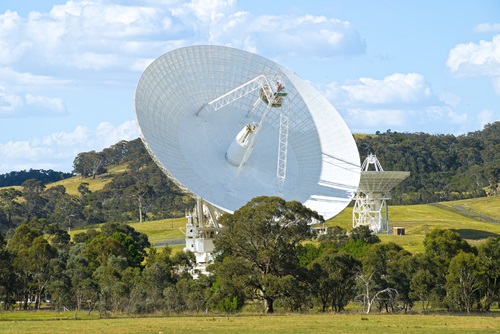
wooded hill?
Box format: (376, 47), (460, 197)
(0, 123), (500, 315)
(0, 122), (499, 234)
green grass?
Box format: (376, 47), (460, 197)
(68, 196), (499, 254)
(0, 313), (498, 334)
(70, 217), (187, 248)
(328, 197), (500, 254)
(437, 196), (500, 221)
(128, 218), (187, 246)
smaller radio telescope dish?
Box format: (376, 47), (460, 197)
(352, 154), (410, 233)
(134, 45), (360, 220)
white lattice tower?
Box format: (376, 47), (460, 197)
(353, 154), (409, 233)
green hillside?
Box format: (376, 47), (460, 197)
(65, 195), (500, 255)
(47, 163), (129, 195)
(328, 197), (500, 253)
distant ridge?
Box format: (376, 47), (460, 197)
(0, 169), (73, 187)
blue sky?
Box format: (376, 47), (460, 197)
(0, 0), (499, 173)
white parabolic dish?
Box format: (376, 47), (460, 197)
(134, 45), (361, 219)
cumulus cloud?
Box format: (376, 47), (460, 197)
(0, 67), (71, 88)
(172, 1), (366, 57)
(0, 0), (368, 119)
(1, 1), (171, 73)
(0, 86), (67, 117)
(0, 120), (139, 173)
(324, 73), (438, 107)
(322, 73), (466, 132)
(447, 35), (500, 77)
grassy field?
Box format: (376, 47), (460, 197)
(47, 164), (129, 195)
(328, 197), (500, 254)
(0, 312), (499, 334)
(66, 195), (500, 254)
(70, 217), (187, 248)
(128, 218), (187, 247)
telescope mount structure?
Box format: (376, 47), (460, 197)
(352, 154), (410, 233)
(134, 46), (361, 274)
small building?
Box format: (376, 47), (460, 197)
(393, 227), (405, 235)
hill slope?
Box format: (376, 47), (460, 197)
(328, 197), (500, 253)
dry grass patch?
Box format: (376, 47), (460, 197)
(47, 163), (129, 195)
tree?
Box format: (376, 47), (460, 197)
(84, 235), (129, 271)
(423, 228), (474, 301)
(93, 255), (130, 314)
(49, 194), (83, 231)
(359, 242), (412, 313)
(25, 236), (57, 310)
(477, 237), (500, 311)
(73, 151), (106, 179)
(124, 181), (153, 223)
(350, 225), (381, 245)
(77, 182), (91, 205)
(308, 251), (360, 312)
(445, 252), (484, 313)
(356, 267), (398, 314)
(0, 234), (17, 310)
(0, 188), (22, 226)
(213, 196), (322, 313)
(101, 222), (150, 263)
(21, 179), (47, 219)
(317, 225), (348, 248)
(410, 265), (436, 313)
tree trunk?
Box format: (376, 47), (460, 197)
(264, 297), (274, 314)
(138, 196), (143, 223)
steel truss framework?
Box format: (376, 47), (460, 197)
(196, 73), (290, 191)
(353, 154), (410, 233)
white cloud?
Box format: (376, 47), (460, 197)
(324, 73), (436, 107)
(0, 120), (139, 173)
(342, 73), (432, 105)
(220, 14), (365, 57)
(2, 1), (171, 71)
(447, 35), (500, 77)
(474, 23), (500, 33)
(0, 85), (67, 117)
(0, 0), (366, 92)
(0, 88), (23, 115)
(25, 94), (66, 113)
(0, 67), (71, 88)
(322, 73), (463, 132)
(0, 11), (29, 65)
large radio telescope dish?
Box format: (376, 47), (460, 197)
(134, 45), (360, 219)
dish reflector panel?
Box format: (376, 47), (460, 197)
(134, 45), (360, 219)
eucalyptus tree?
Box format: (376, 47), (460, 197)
(0, 187), (22, 226)
(445, 252), (484, 313)
(423, 228), (474, 301)
(308, 250), (360, 312)
(213, 196), (322, 313)
(477, 237), (500, 311)
(358, 242), (412, 313)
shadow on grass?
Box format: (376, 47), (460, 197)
(451, 229), (499, 240)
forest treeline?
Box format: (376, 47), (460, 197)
(0, 138), (195, 234)
(0, 197), (499, 315)
(0, 169), (73, 187)
(358, 122), (500, 204)
(1, 122), (499, 234)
